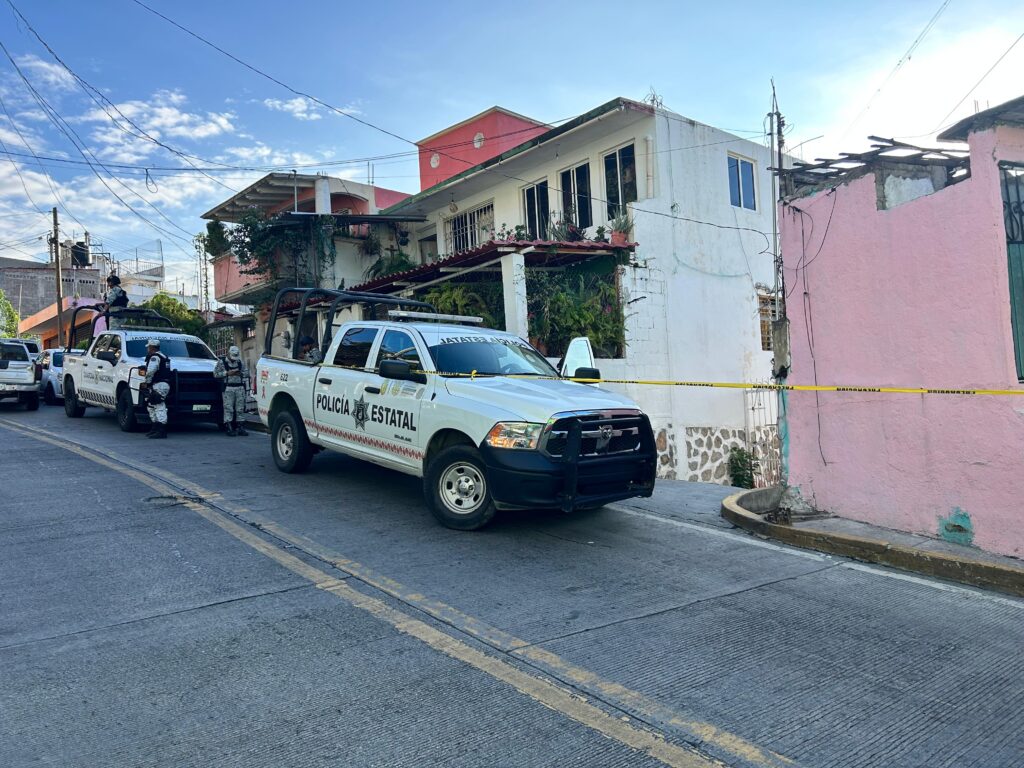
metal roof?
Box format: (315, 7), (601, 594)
(353, 239), (636, 294)
(938, 94), (1024, 142)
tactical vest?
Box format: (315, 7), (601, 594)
(222, 358), (244, 387)
(108, 286), (128, 308)
(146, 352), (172, 386)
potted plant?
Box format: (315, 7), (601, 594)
(609, 211), (633, 247)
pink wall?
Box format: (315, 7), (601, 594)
(417, 109), (548, 190)
(781, 126), (1024, 558)
(213, 253), (267, 302)
(373, 186), (410, 210)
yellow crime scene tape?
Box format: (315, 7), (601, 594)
(414, 370), (1024, 396)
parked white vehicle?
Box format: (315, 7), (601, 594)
(0, 341), (40, 410)
(38, 348), (84, 404)
(257, 289), (656, 530)
(1, 337), (40, 359)
(61, 307), (223, 430)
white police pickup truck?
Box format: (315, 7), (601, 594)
(257, 288), (656, 530)
(61, 307), (222, 430)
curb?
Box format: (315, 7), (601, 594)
(721, 490), (1024, 598)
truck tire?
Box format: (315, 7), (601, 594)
(23, 392), (40, 411)
(44, 383), (57, 405)
(64, 379), (85, 418)
(423, 445), (497, 530)
(117, 388), (140, 432)
(271, 409), (313, 473)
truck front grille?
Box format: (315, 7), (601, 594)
(541, 411), (647, 459)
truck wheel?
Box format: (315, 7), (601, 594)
(64, 380), (85, 418)
(271, 410), (313, 473)
(44, 384), (57, 405)
(117, 388), (140, 432)
(424, 445), (497, 530)
(23, 393), (40, 411)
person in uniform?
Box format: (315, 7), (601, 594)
(99, 274), (128, 311)
(214, 345), (249, 436)
(300, 336), (322, 364)
(139, 339), (171, 439)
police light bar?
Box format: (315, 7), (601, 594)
(387, 310), (484, 325)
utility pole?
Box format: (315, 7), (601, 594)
(769, 83), (785, 320)
(52, 207), (65, 347)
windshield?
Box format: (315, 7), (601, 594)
(429, 339), (557, 377)
(1, 343), (29, 362)
(126, 338), (216, 359)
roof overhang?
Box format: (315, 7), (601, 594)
(938, 94), (1024, 142)
(386, 98), (654, 217)
(352, 239), (636, 294)
(201, 173), (380, 223)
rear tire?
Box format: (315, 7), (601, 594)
(64, 379), (85, 418)
(271, 409), (313, 473)
(424, 445), (497, 530)
(44, 384), (57, 405)
(117, 388), (140, 432)
(23, 393), (39, 411)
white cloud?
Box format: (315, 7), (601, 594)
(14, 54), (76, 93)
(263, 96), (323, 121)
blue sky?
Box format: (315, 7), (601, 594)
(1, 0), (1022, 293)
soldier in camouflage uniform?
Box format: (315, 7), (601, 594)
(214, 345), (249, 436)
(140, 339), (171, 439)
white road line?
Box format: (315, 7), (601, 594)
(617, 505), (1024, 608)
(613, 506), (829, 562)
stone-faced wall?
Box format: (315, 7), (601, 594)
(684, 426), (748, 484)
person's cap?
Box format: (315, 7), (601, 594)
(147, 339), (160, 348)
(299, 336), (316, 347)
(228, 345), (240, 357)
(107, 274), (121, 285)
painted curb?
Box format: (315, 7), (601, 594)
(721, 490), (1024, 598)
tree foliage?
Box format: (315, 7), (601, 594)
(202, 218), (231, 256)
(0, 287), (18, 337)
(139, 294), (206, 337)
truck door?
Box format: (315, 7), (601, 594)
(82, 333), (116, 405)
(313, 326), (381, 457)
(362, 328), (428, 470)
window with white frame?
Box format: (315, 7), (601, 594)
(728, 154), (756, 210)
(444, 202), (494, 253)
(522, 180), (549, 239)
(560, 162), (593, 229)
(604, 144), (637, 220)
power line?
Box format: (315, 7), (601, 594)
(131, 0), (772, 250)
(0, 37), (196, 252)
(929, 30), (1024, 134)
(839, 0), (953, 139)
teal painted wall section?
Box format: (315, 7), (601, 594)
(938, 508), (975, 546)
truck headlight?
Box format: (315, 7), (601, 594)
(485, 422), (543, 450)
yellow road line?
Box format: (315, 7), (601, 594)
(0, 418), (730, 768)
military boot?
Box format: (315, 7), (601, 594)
(148, 423), (167, 439)
(145, 423), (159, 437)
(226, 422), (237, 436)
(235, 420), (248, 436)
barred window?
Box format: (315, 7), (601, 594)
(444, 202), (494, 253)
(758, 293), (779, 351)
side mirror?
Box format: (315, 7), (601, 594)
(573, 366), (601, 381)
(97, 350), (117, 365)
(379, 359), (427, 385)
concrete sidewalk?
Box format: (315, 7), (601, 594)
(722, 488), (1024, 597)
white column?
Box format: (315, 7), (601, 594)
(314, 176), (331, 214)
(501, 250), (528, 339)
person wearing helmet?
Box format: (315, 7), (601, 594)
(100, 274), (128, 311)
(299, 336), (322, 364)
(214, 345), (249, 436)
(138, 338), (171, 439)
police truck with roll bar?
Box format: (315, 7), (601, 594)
(60, 305), (223, 430)
(257, 287), (656, 530)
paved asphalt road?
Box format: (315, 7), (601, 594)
(2, 404), (1022, 768)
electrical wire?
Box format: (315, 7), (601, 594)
(839, 0), (953, 140)
(0, 38), (196, 252)
(130, 0), (773, 250)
